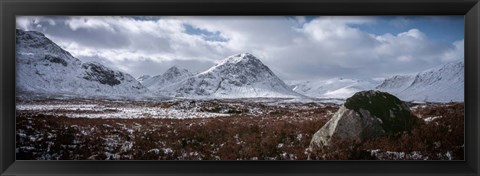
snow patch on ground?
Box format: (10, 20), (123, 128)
(17, 103), (230, 119)
(424, 116), (443, 123)
(369, 149), (429, 160)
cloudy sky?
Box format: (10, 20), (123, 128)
(16, 16), (464, 81)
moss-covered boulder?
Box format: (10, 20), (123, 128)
(309, 90), (418, 154)
(344, 90), (417, 134)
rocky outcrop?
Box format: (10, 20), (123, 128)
(82, 62), (124, 86)
(309, 90), (418, 154)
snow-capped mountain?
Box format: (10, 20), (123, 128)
(376, 60), (464, 102)
(16, 29), (153, 99)
(140, 66), (194, 93)
(287, 78), (380, 99)
(158, 53), (304, 98)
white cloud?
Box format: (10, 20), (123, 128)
(47, 17), (225, 67)
(16, 16), (464, 80)
(440, 39), (464, 62)
(16, 16), (50, 31)
(66, 17), (116, 32)
(397, 28), (426, 39)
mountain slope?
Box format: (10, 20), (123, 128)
(16, 29), (153, 99)
(140, 66), (194, 93)
(287, 78), (380, 99)
(376, 61), (464, 102)
(159, 53), (304, 98)
(137, 75), (152, 83)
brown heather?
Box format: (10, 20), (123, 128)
(16, 100), (464, 160)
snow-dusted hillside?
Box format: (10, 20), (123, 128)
(376, 61), (464, 102)
(137, 75), (152, 83)
(17, 29), (462, 102)
(140, 66), (193, 94)
(157, 53), (304, 98)
(16, 29), (154, 100)
(287, 78), (380, 99)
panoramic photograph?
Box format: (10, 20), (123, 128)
(15, 16), (464, 160)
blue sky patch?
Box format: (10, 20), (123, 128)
(350, 16), (464, 43)
(183, 24), (228, 42)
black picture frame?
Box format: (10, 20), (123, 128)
(1, 0), (479, 175)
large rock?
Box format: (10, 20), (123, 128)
(309, 90), (418, 152)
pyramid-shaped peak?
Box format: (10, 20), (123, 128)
(167, 65), (180, 72)
(238, 52), (255, 58)
(165, 65), (189, 73)
(167, 52), (302, 98)
(222, 52), (261, 64)
(162, 66), (192, 79)
(233, 52), (256, 59)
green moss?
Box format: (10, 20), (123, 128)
(344, 90), (417, 134)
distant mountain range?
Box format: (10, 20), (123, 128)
(286, 78), (380, 99)
(376, 60), (464, 102)
(16, 29), (464, 102)
(285, 60), (464, 102)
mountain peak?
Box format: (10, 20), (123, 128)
(166, 65), (181, 71)
(167, 53), (302, 98)
(140, 66), (193, 92)
(16, 29), (81, 67)
(16, 29), (153, 99)
(166, 66), (180, 72)
(238, 52), (255, 58)
(222, 52), (259, 64)
(164, 65), (190, 75)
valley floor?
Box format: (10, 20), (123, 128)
(15, 98), (464, 160)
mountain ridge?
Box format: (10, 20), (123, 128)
(16, 29), (155, 100)
(287, 78), (380, 99)
(16, 29), (464, 102)
(140, 65), (194, 94)
(376, 60), (464, 102)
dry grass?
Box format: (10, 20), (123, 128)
(16, 99), (335, 160)
(16, 99), (464, 160)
